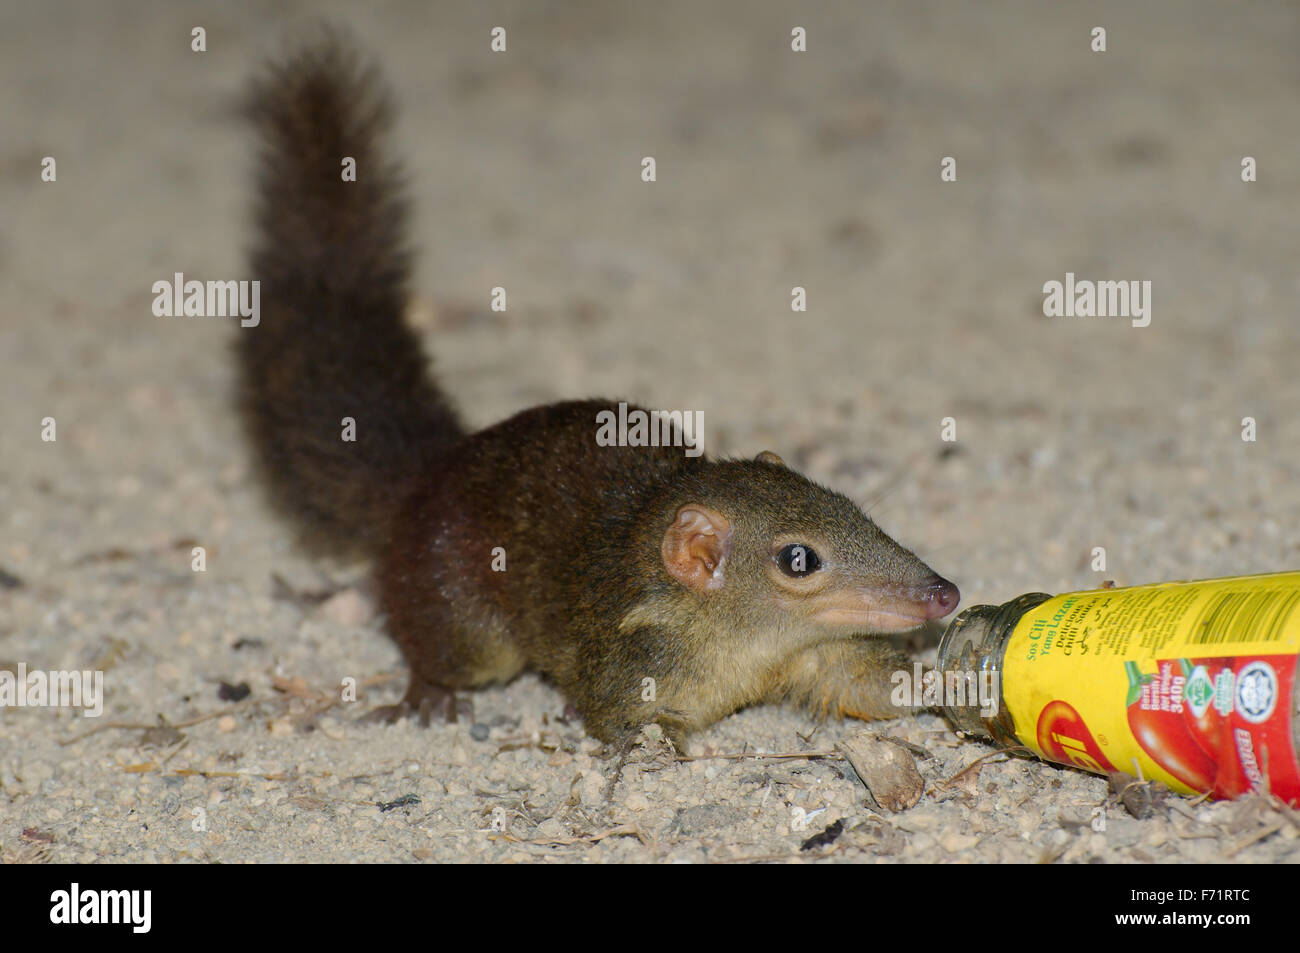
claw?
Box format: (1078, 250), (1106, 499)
(360, 679), (471, 726)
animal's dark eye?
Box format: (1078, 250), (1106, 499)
(776, 543), (821, 577)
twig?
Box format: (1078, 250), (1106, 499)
(938, 749), (1018, 789)
(490, 824), (650, 847)
(160, 737), (190, 767)
(677, 750), (839, 762)
(58, 675), (376, 746)
(1223, 820), (1285, 858)
(58, 695), (282, 746)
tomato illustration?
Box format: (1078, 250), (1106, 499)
(1179, 657), (1232, 761)
(1035, 700), (1118, 774)
(1125, 661), (1217, 792)
(1210, 727), (1252, 799)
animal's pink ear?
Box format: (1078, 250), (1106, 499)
(661, 505), (732, 593)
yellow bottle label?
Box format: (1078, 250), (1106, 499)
(1001, 571), (1300, 800)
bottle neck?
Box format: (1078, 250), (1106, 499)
(936, 591), (1052, 743)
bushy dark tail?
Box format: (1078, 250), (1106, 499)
(238, 30), (463, 556)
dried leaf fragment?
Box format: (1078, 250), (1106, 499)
(838, 731), (924, 812)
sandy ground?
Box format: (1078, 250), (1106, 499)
(3, 0), (1300, 863)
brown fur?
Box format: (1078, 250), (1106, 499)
(239, 32), (958, 747)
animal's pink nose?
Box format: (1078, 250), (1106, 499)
(921, 576), (960, 619)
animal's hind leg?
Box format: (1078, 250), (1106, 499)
(365, 498), (526, 725)
(363, 669), (474, 726)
